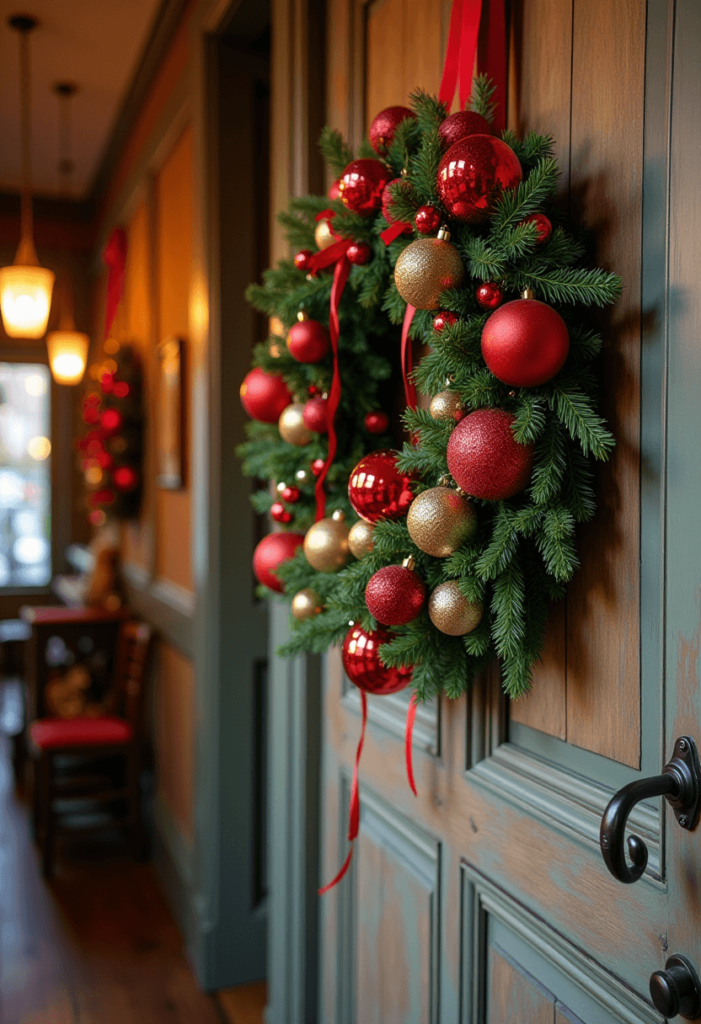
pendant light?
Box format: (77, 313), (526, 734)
(46, 82), (88, 385)
(0, 15), (54, 339)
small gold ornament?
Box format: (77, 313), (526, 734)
(429, 390), (465, 422)
(303, 509), (351, 572)
(348, 520), (375, 559)
(394, 227), (465, 310)
(407, 487), (477, 557)
(279, 403), (314, 446)
(314, 218), (336, 251)
(291, 587), (324, 621)
(428, 581), (483, 636)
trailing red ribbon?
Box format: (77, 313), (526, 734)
(401, 303), (418, 412)
(318, 691), (367, 894)
(405, 695), (419, 797)
(103, 227), (127, 339)
(381, 221), (412, 246)
(477, 0), (507, 134)
(438, 0), (507, 131)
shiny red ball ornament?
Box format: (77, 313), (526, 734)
(368, 105), (416, 156)
(347, 241), (372, 265)
(287, 319), (330, 363)
(311, 458), (325, 477)
(348, 449), (414, 524)
(101, 408), (123, 436)
(476, 281), (504, 310)
(481, 298), (570, 387)
(302, 396), (329, 433)
(437, 135), (522, 223)
(447, 409), (534, 500)
(381, 179), (413, 232)
(240, 367), (292, 423)
(281, 485), (300, 503)
(433, 310), (458, 333)
(252, 531), (305, 593)
(414, 205), (441, 234)
(294, 249), (314, 272)
(364, 410), (389, 435)
(338, 159), (392, 216)
(271, 501), (293, 524)
(112, 465), (139, 492)
(342, 624), (413, 695)
(438, 110), (492, 149)
(365, 564), (427, 626)
(521, 212), (553, 244)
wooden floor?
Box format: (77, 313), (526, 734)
(0, 733), (265, 1024)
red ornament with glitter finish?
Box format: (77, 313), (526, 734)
(365, 563), (427, 626)
(338, 159), (392, 217)
(433, 311), (458, 332)
(476, 281), (504, 310)
(437, 135), (522, 223)
(447, 409), (534, 500)
(252, 532), (305, 593)
(342, 624), (413, 695)
(368, 105), (416, 156)
(302, 396), (329, 433)
(414, 205), (442, 234)
(348, 450), (415, 524)
(438, 110), (491, 149)
(481, 298), (569, 387)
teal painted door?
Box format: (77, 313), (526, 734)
(316, 0), (701, 1020)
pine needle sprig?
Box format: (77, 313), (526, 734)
(469, 74), (497, 122)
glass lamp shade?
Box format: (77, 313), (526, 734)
(46, 330), (89, 385)
(0, 264), (55, 338)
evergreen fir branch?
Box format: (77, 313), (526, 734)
(515, 266), (623, 306)
(318, 126), (354, 177)
(518, 131), (555, 164)
(512, 394), (547, 444)
(527, 226), (585, 269)
(469, 74), (497, 123)
(510, 503), (545, 537)
(475, 505), (518, 579)
(276, 210), (316, 250)
(385, 179), (420, 223)
(547, 380), (615, 459)
(411, 127), (444, 204)
(410, 90), (447, 131)
(561, 447), (597, 522)
(491, 553), (527, 660)
(529, 423), (568, 505)
(457, 368), (504, 409)
(496, 221), (539, 260)
(490, 157), (560, 234)
(382, 279), (409, 324)
(501, 652), (534, 700)
(250, 490), (274, 516)
(462, 617), (491, 656)
(456, 573), (486, 604)
(396, 442), (448, 482)
(386, 116), (422, 175)
(442, 542), (483, 579)
(536, 505), (579, 582)
(460, 235), (508, 280)
(357, 137), (376, 159)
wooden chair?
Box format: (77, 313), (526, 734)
(28, 620), (154, 877)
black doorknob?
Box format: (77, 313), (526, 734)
(650, 955), (701, 1019)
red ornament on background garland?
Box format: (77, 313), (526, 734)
(342, 624), (413, 695)
(348, 449), (415, 524)
(101, 408), (123, 436)
(481, 298), (570, 387)
(287, 317), (330, 363)
(240, 367), (292, 423)
(476, 281), (504, 310)
(381, 179), (413, 233)
(271, 501), (292, 524)
(364, 410), (389, 435)
(438, 110), (492, 149)
(294, 249), (314, 272)
(447, 409), (535, 500)
(346, 241), (372, 265)
(252, 531), (305, 593)
(311, 458), (326, 477)
(328, 179), (341, 201)
(368, 105), (416, 156)
(302, 396), (329, 433)
(281, 485), (300, 503)
(113, 466), (139, 492)
(521, 212), (552, 244)
(433, 310), (458, 332)
(365, 558), (426, 626)
(338, 159), (392, 216)
(437, 135), (522, 223)
(414, 205), (441, 234)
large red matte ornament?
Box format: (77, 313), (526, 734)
(369, 106), (416, 156)
(113, 466), (139, 492)
(481, 298), (570, 387)
(338, 159), (392, 216)
(342, 624), (412, 695)
(253, 532), (305, 592)
(302, 396), (329, 433)
(287, 319), (330, 363)
(240, 367), (292, 423)
(365, 564), (426, 626)
(447, 409), (534, 500)
(438, 110), (491, 149)
(348, 449), (414, 524)
(437, 135), (522, 223)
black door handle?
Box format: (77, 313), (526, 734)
(599, 736), (701, 884)
(650, 955), (701, 1019)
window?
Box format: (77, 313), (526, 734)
(0, 363), (51, 587)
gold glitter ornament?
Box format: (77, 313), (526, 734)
(348, 519), (375, 559)
(291, 587), (324, 621)
(407, 486), (477, 557)
(314, 217), (336, 251)
(303, 509), (351, 572)
(394, 227), (465, 310)
(429, 390), (465, 422)
(428, 581), (483, 635)
(278, 403), (314, 446)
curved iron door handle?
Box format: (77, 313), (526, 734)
(600, 736), (701, 884)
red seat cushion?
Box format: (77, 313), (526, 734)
(30, 716), (132, 750)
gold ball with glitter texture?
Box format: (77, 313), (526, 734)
(429, 390), (465, 423)
(428, 581), (483, 636)
(348, 520), (375, 559)
(407, 487), (477, 557)
(291, 588), (324, 621)
(303, 509), (351, 572)
(278, 403), (314, 446)
(314, 218), (336, 251)
(394, 232), (465, 310)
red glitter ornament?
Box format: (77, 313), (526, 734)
(240, 367), (292, 423)
(113, 466), (139, 492)
(347, 241), (372, 265)
(342, 624), (413, 695)
(368, 105), (416, 156)
(338, 159), (392, 217)
(302, 396), (329, 433)
(287, 319), (330, 363)
(253, 532), (305, 593)
(348, 450), (414, 524)
(437, 135), (522, 223)
(447, 409), (534, 500)
(481, 298), (569, 387)
(414, 205), (441, 234)
(365, 563), (426, 626)
(521, 212), (553, 244)
(294, 249), (314, 272)
(476, 281), (504, 310)
(281, 485), (300, 503)
(101, 408), (123, 436)
(271, 502), (293, 524)
(433, 310), (458, 333)
(438, 110), (491, 149)
(364, 411), (389, 435)
(381, 179), (413, 232)
(311, 458), (325, 477)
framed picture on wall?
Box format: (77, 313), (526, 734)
(156, 336), (185, 488)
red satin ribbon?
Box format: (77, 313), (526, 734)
(103, 227), (127, 339)
(318, 691), (367, 895)
(439, 0), (506, 130)
(401, 303), (418, 411)
(380, 221), (411, 246)
(405, 695), (419, 797)
(478, 0), (507, 133)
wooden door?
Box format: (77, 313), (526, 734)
(317, 1), (701, 1021)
